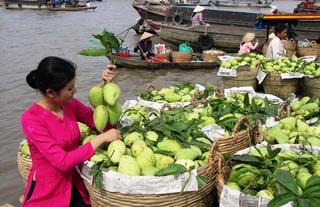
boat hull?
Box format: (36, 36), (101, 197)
(108, 54), (219, 70)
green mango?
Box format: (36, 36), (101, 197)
(279, 117), (297, 131)
(180, 94), (192, 102)
(107, 140), (126, 163)
(136, 148), (156, 169)
(256, 190), (274, 200)
(145, 131), (159, 142)
(20, 141), (30, 156)
(103, 82), (121, 106)
(229, 164), (259, 182)
(131, 140), (148, 158)
(164, 93), (182, 103)
(300, 103), (319, 113)
(175, 148), (200, 161)
(93, 105), (108, 132)
(175, 159), (196, 170)
(82, 135), (95, 145)
(308, 137), (320, 146)
(237, 172), (256, 188)
(157, 139), (182, 154)
(154, 153), (174, 170)
(124, 132), (144, 146)
(297, 120), (309, 133)
(108, 101), (122, 125)
(297, 172), (312, 189)
(226, 182), (241, 191)
(142, 166), (158, 176)
(88, 86), (103, 108)
(90, 153), (108, 164)
(118, 155), (141, 176)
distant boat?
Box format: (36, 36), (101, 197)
(4, 0), (97, 11)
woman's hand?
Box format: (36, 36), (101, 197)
(102, 128), (121, 142)
(102, 65), (117, 82)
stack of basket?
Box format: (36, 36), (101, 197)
(297, 40), (320, 57)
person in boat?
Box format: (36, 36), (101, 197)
(266, 25), (287, 60)
(20, 56), (121, 207)
(134, 32), (155, 60)
(238, 32), (259, 55)
(191, 5), (208, 27)
(270, 5), (279, 14)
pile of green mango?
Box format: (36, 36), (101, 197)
(220, 53), (267, 70)
(226, 146), (320, 201)
(301, 60), (320, 77)
(262, 56), (306, 74)
(290, 96), (320, 119)
(264, 117), (320, 146)
(138, 83), (217, 103)
(85, 131), (212, 176)
(88, 82), (122, 132)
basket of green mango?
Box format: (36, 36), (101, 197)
(302, 60), (320, 98)
(17, 140), (32, 184)
(216, 144), (320, 207)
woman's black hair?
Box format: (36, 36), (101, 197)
(26, 56), (76, 94)
(274, 25), (287, 36)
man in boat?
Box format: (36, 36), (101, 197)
(266, 25), (287, 60)
(134, 32), (155, 60)
(192, 5), (208, 27)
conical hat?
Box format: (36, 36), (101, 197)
(140, 32), (153, 41)
(242, 32), (255, 43)
(193, 5), (205, 13)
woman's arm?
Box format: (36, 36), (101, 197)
(247, 42), (259, 50)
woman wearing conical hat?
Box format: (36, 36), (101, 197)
(238, 32), (259, 55)
(134, 32), (155, 60)
(192, 5), (207, 27)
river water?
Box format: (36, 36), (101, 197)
(0, 0), (300, 205)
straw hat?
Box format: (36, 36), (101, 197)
(140, 32), (153, 41)
(242, 32), (256, 43)
(193, 5), (205, 13)
(271, 5), (278, 13)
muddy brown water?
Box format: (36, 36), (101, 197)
(0, 0), (300, 205)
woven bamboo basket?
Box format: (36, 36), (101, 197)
(262, 73), (299, 100)
(303, 77), (320, 98)
(17, 146), (32, 184)
(171, 51), (192, 63)
(296, 41), (320, 57)
(222, 67), (258, 89)
(83, 146), (216, 206)
(211, 117), (261, 198)
(202, 50), (225, 62)
(283, 38), (297, 57)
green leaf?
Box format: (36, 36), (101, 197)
(79, 48), (106, 56)
(267, 192), (296, 207)
(232, 154), (262, 164)
(305, 176), (320, 189)
(155, 164), (187, 176)
(196, 175), (207, 188)
(275, 170), (299, 196)
(298, 198), (319, 207)
(244, 93), (250, 108)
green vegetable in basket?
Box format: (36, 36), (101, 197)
(155, 154), (174, 170)
(256, 189), (274, 200)
(118, 155), (141, 176)
(136, 147), (156, 169)
(226, 182), (241, 191)
(124, 132), (144, 146)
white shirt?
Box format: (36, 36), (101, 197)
(85, 2), (91, 7)
(266, 36), (286, 60)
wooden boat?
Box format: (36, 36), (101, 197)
(210, 1), (271, 8)
(107, 54), (220, 70)
(5, 4), (97, 11)
(4, 0), (97, 11)
(132, 2), (320, 44)
(146, 20), (265, 52)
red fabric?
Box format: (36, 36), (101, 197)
(303, 2), (313, 8)
(21, 98), (113, 207)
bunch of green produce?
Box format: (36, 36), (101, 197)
(290, 96), (320, 120)
(138, 83), (217, 103)
(83, 104), (213, 188)
(302, 61), (320, 77)
(207, 93), (278, 132)
(220, 53), (266, 70)
(88, 82), (122, 132)
(264, 117), (320, 146)
(226, 145), (320, 206)
(121, 105), (159, 126)
(261, 56), (306, 74)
